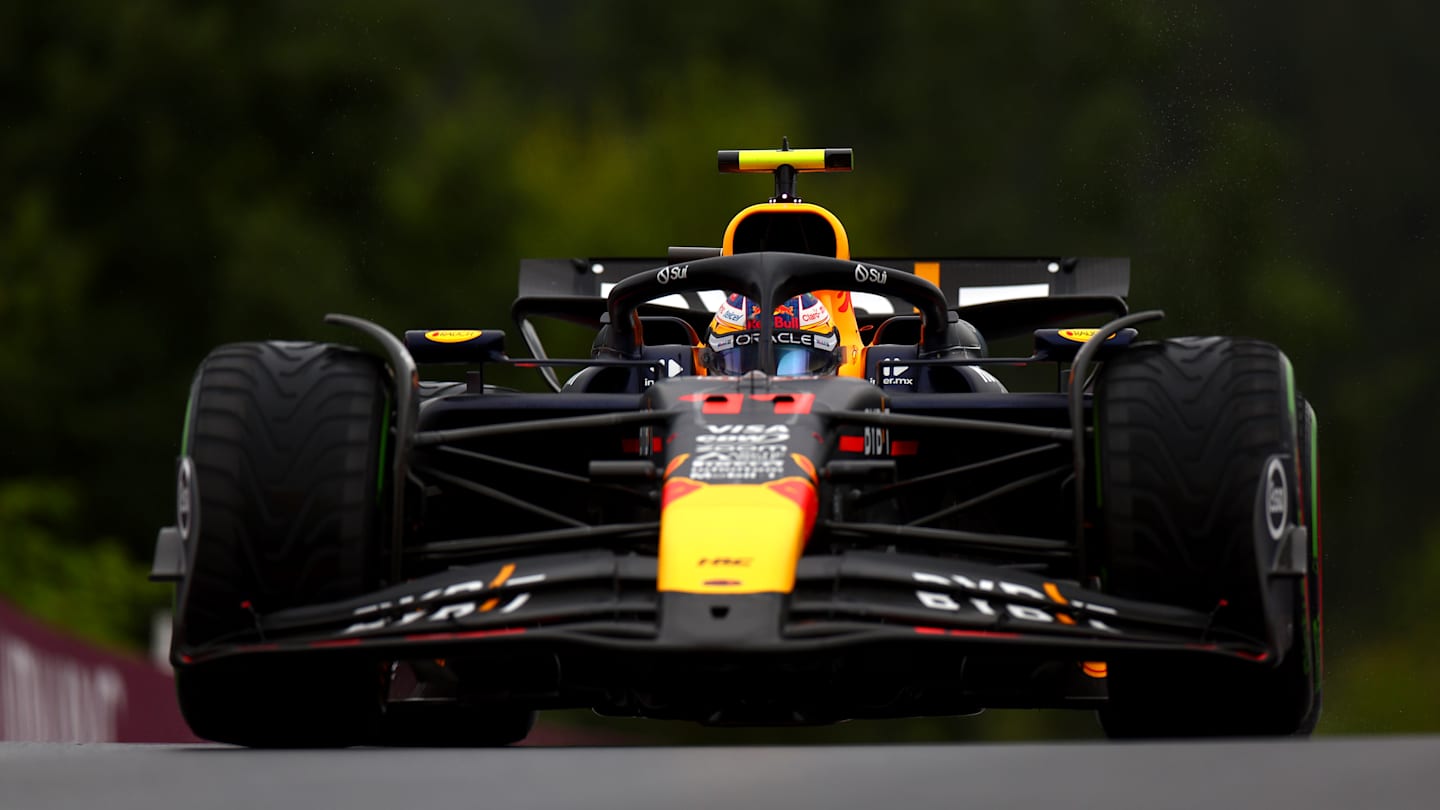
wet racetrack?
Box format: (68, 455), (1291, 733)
(3, 736), (1436, 810)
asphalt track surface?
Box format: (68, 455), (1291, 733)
(3, 736), (1437, 810)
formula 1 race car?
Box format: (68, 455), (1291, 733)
(153, 143), (1322, 746)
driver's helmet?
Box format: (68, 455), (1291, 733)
(702, 292), (841, 376)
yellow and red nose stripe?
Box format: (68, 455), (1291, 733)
(658, 476), (818, 594)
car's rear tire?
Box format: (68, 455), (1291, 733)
(379, 702), (537, 747)
(172, 341), (391, 747)
(1093, 337), (1321, 737)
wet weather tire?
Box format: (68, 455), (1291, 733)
(1093, 337), (1320, 737)
(172, 341), (391, 746)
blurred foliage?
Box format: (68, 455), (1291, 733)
(1, 0), (1437, 738)
(0, 480), (169, 650)
(1318, 519), (1440, 734)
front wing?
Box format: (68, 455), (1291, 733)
(176, 549), (1269, 666)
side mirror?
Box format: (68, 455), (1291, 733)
(403, 329), (507, 364)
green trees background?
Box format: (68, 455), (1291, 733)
(2, 0), (1436, 736)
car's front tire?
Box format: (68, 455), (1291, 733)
(172, 341), (391, 746)
(1093, 336), (1321, 737)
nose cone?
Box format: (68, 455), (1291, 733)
(656, 477), (817, 595)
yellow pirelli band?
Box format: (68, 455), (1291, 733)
(718, 148), (853, 173)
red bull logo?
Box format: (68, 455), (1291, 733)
(744, 297), (765, 329)
(712, 294), (836, 342)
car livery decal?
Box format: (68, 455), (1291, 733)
(657, 475), (817, 594)
(424, 330), (483, 344)
(340, 562), (545, 635)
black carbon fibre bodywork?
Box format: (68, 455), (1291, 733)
(175, 546), (1263, 721)
(158, 248), (1319, 730)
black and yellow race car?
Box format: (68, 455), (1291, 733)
(153, 143), (1323, 746)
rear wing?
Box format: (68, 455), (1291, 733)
(514, 255), (1129, 335)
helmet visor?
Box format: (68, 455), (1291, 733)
(707, 341), (761, 375)
(775, 345), (839, 375)
(705, 330), (840, 376)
